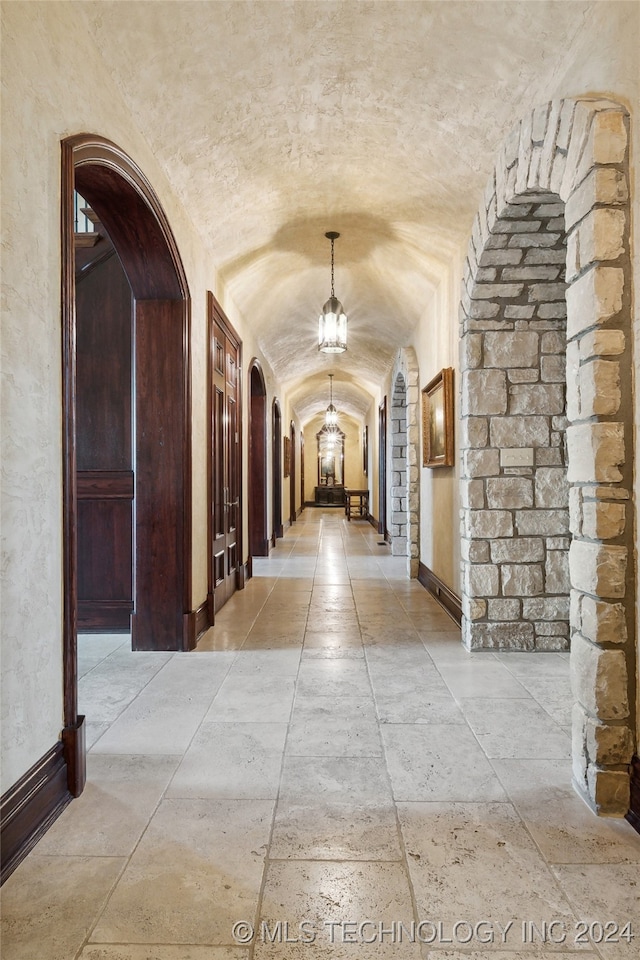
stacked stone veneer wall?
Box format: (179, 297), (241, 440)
(460, 98), (635, 816)
(460, 199), (570, 652)
(390, 349), (420, 576)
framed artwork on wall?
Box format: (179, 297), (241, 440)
(422, 367), (454, 467)
(363, 425), (369, 475)
(283, 436), (291, 477)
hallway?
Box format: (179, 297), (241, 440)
(2, 510), (639, 958)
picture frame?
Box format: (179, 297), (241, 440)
(283, 435), (291, 477)
(422, 367), (454, 467)
(363, 425), (369, 475)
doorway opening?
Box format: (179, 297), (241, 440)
(61, 135), (192, 795)
(249, 360), (268, 557)
(272, 400), (283, 541)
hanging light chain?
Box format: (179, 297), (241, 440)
(330, 236), (335, 298)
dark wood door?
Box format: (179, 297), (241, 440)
(272, 400), (283, 540)
(209, 296), (242, 613)
(76, 235), (134, 630)
(249, 363), (268, 557)
(289, 422), (296, 524)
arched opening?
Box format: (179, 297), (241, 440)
(389, 349), (420, 576)
(459, 99), (636, 816)
(249, 361), (268, 557)
(61, 135), (191, 795)
(272, 400), (283, 541)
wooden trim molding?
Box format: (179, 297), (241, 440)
(1, 743), (71, 885)
(626, 755), (640, 834)
(418, 561), (462, 626)
(183, 599), (213, 650)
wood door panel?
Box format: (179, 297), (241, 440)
(209, 295), (242, 614)
(132, 299), (186, 648)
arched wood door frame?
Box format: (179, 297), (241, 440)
(272, 399), (283, 541)
(61, 134), (191, 795)
(289, 421), (297, 525)
(248, 360), (269, 557)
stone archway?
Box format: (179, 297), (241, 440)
(459, 98), (635, 816)
(390, 348), (420, 577)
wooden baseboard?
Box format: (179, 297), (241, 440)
(418, 561), (462, 626)
(1, 742), (72, 885)
(183, 598), (212, 650)
(62, 716), (86, 798)
(368, 513), (378, 530)
(78, 600), (133, 631)
(626, 755), (640, 834)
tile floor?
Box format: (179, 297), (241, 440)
(2, 510), (639, 959)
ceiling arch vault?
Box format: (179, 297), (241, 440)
(76, 0), (600, 420)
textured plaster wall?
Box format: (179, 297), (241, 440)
(0, 2), (263, 789)
(409, 254), (464, 593)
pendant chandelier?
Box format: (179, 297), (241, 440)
(318, 231), (347, 353)
(325, 373), (338, 428)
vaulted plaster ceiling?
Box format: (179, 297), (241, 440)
(77, 0), (595, 424)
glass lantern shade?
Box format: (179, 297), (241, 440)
(318, 296), (347, 353)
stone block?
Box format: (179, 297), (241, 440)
(547, 537), (570, 550)
(528, 282), (567, 303)
(579, 329), (625, 361)
(472, 282), (524, 300)
(569, 540), (627, 599)
(579, 359), (621, 417)
(460, 333), (483, 371)
(508, 369), (539, 384)
(463, 448), (500, 479)
(587, 768), (630, 817)
(502, 564), (543, 596)
(537, 303), (567, 320)
(504, 305), (535, 319)
(490, 538), (544, 563)
(535, 635), (569, 651)
(565, 266), (624, 340)
(487, 598), (521, 620)
(565, 167), (628, 231)
(462, 596), (487, 621)
(566, 422), (625, 484)
(508, 232), (561, 248)
(486, 477), (533, 509)
(570, 633), (629, 720)
(468, 509), (513, 539)
(509, 383), (565, 416)
(461, 417), (489, 449)
(535, 448), (563, 466)
(483, 331), (539, 368)
(493, 219), (541, 234)
(469, 540), (490, 563)
(581, 500), (625, 540)
(545, 550), (570, 594)
(462, 370), (507, 416)
(585, 718), (634, 766)
(585, 109), (628, 166)
(541, 331), (566, 354)
(502, 266), (561, 282)
(540, 355), (565, 382)
(580, 596), (627, 644)
(461, 479), (485, 510)
(565, 340), (580, 422)
(479, 248), (524, 267)
(464, 563), (500, 597)
(526, 248), (567, 265)
(515, 509), (569, 536)
(535, 467), (569, 508)
(490, 416), (549, 448)
(467, 621), (535, 650)
(522, 596), (570, 620)
(535, 621), (569, 637)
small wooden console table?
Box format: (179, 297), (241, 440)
(344, 488), (369, 521)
